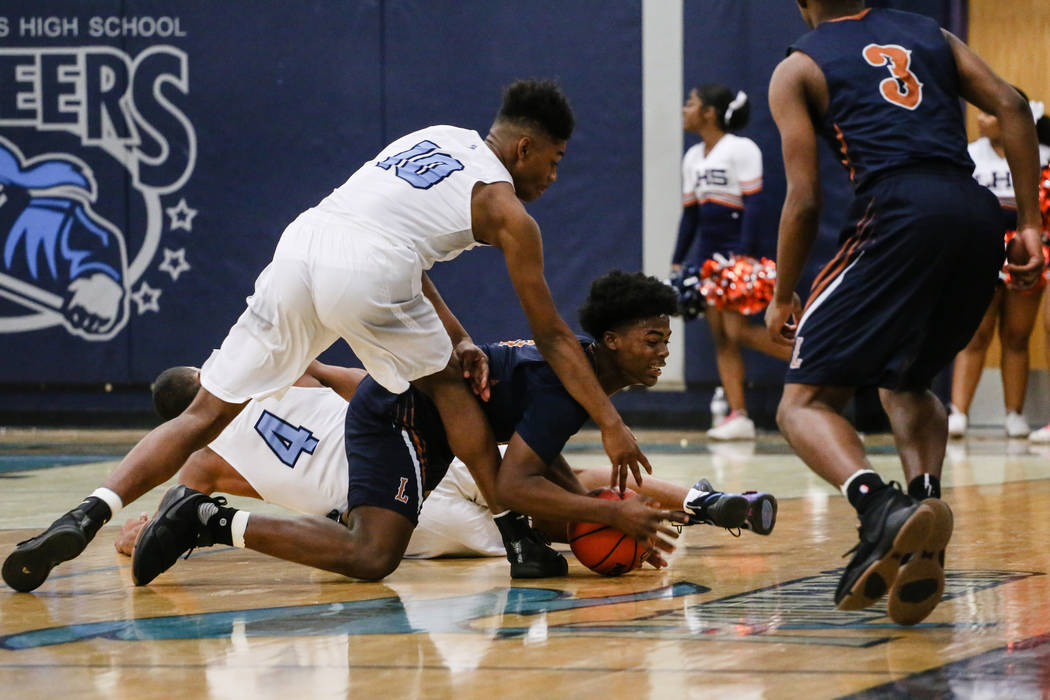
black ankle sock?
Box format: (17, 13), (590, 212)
(198, 502), (238, 546)
(845, 472), (888, 514)
(75, 496), (112, 540)
(907, 474), (941, 500)
(493, 511), (531, 548)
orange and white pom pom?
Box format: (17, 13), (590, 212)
(697, 253), (777, 315)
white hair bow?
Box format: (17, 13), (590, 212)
(1031, 100), (1045, 122)
(724, 91), (748, 124)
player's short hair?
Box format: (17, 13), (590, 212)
(696, 83), (750, 132)
(495, 79), (575, 142)
(578, 270), (679, 338)
(151, 366), (200, 422)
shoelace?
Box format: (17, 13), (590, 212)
(181, 496), (228, 561)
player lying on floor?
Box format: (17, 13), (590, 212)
(129, 270), (775, 585)
(114, 375), (778, 560)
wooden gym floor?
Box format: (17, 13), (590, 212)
(1, 427), (1049, 699)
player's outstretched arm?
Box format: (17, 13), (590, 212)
(766, 53), (823, 345)
(495, 434), (683, 549)
(945, 30), (1045, 286)
(473, 182), (651, 489)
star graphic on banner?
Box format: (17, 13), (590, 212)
(158, 248), (191, 281)
(165, 198), (198, 232)
(131, 281), (162, 315)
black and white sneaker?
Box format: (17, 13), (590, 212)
(132, 485), (224, 586)
(682, 479), (749, 530)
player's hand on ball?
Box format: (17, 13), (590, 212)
(610, 492), (684, 551)
(1005, 225), (1045, 290)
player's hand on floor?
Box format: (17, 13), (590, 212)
(114, 513), (149, 556)
(603, 422), (652, 491)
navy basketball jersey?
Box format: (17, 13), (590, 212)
(790, 8), (972, 190)
(348, 338), (592, 468)
(481, 339), (591, 464)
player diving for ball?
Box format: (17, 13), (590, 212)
(108, 270), (774, 586)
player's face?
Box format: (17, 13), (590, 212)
(682, 90), (704, 132)
(610, 315), (672, 388)
(514, 135), (565, 202)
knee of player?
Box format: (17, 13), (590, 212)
(341, 549), (401, 581)
(775, 398), (797, 435)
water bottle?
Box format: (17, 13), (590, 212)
(710, 387), (728, 424)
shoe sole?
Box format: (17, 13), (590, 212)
(131, 486), (199, 586)
(2, 527), (87, 593)
(886, 498), (953, 626)
(745, 494), (777, 535)
(836, 502), (936, 612)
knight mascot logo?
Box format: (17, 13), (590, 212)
(0, 42), (196, 341)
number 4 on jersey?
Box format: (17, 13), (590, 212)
(376, 140), (464, 189)
(255, 410), (319, 468)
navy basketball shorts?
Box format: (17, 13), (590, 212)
(344, 389), (452, 525)
(786, 169), (1004, 391)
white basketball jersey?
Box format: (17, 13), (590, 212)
(681, 133), (762, 209)
(312, 125), (513, 270)
(208, 386), (350, 515)
(970, 137), (1050, 210)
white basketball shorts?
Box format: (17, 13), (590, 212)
(201, 210), (453, 402)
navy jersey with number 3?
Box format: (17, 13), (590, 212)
(790, 8), (973, 190)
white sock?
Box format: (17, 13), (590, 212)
(231, 510), (250, 549)
(90, 487), (123, 518)
(839, 469), (878, 498)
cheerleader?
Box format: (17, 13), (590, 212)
(671, 84), (789, 440)
(948, 93), (1050, 439)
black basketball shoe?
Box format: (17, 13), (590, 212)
(507, 528), (568, 578)
(3, 499), (109, 593)
(682, 479), (749, 530)
(132, 485), (224, 586)
(887, 498), (953, 625)
(834, 482), (947, 616)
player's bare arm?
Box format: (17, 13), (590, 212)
(472, 181), (652, 489)
(302, 362), (367, 402)
(421, 273), (490, 399)
(944, 29), (1045, 286)
(765, 52), (824, 345)
(495, 433), (682, 552)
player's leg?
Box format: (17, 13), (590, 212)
(730, 311), (793, 361)
(243, 506), (414, 580)
(780, 382), (938, 616)
(998, 285), (1043, 436)
(413, 364), (503, 514)
(1032, 292), (1050, 442)
(2, 388), (245, 593)
(706, 308), (756, 440)
(947, 290), (999, 436)
(113, 442), (261, 557)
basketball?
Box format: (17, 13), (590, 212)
(568, 487), (645, 576)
